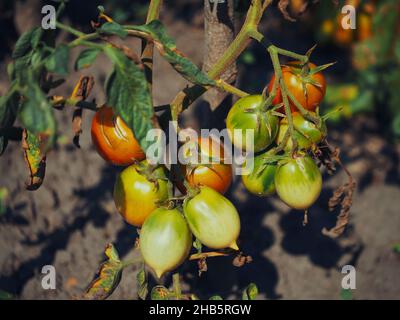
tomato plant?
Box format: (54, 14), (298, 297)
(91, 106), (145, 166)
(183, 186), (240, 250)
(0, 0), (354, 301)
(242, 150), (277, 196)
(276, 112), (327, 151)
(180, 137), (232, 194)
(140, 207), (192, 278)
(113, 161), (169, 227)
(226, 94), (278, 152)
(275, 155), (322, 210)
(268, 62), (327, 113)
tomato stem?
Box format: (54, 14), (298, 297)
(215, 80), (249, 98)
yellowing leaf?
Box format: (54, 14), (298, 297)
(22, 130), (46, 191)
(84, 244), (123, 300)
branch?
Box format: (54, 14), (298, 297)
(169, 0), (270, 121)
(141, 0), (163, 93)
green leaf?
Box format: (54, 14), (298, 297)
(393, 243), (400, 254)
(242, 283), (258, 300)
(150, 285), (170, 300)
(74, 48), (101, 70)
(99, 22), (128, 38)
(18, 81), (57, 150)
(128, 20), (215, 86)
(22, 130), (47, 190)
(84, 244), (123, 300)
(0, 187), (8, 215)
(12, 27), (43, 59)
(45, 44), (70, 75)
(104, 46), (154, 151)
(392, 114), (400, 137)
(0, 85), (20, 155)
(0, 85), (19, 129)
(0, 290), (13, 300)
(209, 295), (223, 300)
(136, 264), (148, 300)
(340, 289), (353, 300)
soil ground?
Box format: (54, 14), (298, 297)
(0, 8), (399, 300)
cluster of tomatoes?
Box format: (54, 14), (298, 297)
(226, 62), (327, 210)
(91, 107), (240, 278)
(90, 60), (328, 278)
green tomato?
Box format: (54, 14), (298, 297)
(140, 207), (192, 278)
(242, 151), (276, 196)
(226, 95), (279, 152)
(183, 186), (240, 250)
(113, 161), (169, 227)
(275, 156), (322, 210)
(277, 113), (327, 151)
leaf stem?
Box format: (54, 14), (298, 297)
(215, 80), (249, 98)
(56, 21), (85, 37)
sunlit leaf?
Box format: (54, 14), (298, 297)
(242, 283), (258, 300)
(84, 244), (123, 300)
(74, 48), (101, 70)
(104, 46), (154, 152)
(128, 20), (215, 86)
(209, 295), (223, 300)
(22, 130), (46, 190)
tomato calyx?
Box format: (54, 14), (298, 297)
(135, 161), (168, 187)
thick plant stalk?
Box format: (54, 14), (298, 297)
(202, 0), (237, 110)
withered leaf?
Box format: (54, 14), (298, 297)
(84, 243), (123, 300)
(69, 76), (95, 148)
(22, 129), (46, 191)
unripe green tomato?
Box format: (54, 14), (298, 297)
(275, 156), (322, 210)
(140, 207), (192, 278)
(242, 151), (276, 196)
(277, 113), (326, 151)
(226, 95), (278, 152)
(183, 186), (240, 250)
(113, 162), (168, 227)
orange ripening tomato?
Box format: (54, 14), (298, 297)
(180, 136), (232, 194)
(91, 106), (145, 166)
(268, 62), (326, 113)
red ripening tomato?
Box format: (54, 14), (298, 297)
(91, 106), (145, 166)
(268, 62), (327, 113)
(179, 136), (232, 194)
